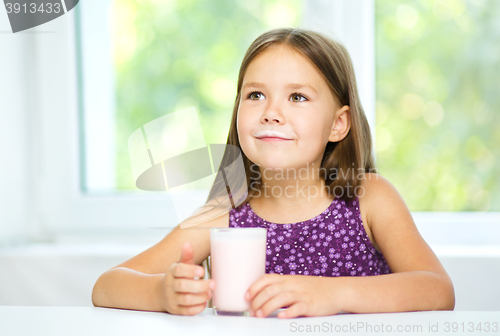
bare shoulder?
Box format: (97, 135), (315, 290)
(358, 172), (410, 232)
(358, 173), (444, 273)
(116, 209), (229, 274)
(358, 172), (406, 214)
(360, 172), (399, 197)
(357, 173), (412, 251)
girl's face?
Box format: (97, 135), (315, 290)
(237, 44), (347, 171)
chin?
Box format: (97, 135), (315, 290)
(253, 159), (296, 172)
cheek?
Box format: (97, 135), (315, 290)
(236, 111), (251, 148)
(236, 108), (252, 135)
(299, 118), (325, 137)
(299, 120), (331, 150)
(236, 112), (244, 138)
(236, 110), (261, 162)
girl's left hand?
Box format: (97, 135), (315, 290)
(245, 274), (343, 318)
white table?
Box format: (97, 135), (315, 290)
(1, 306), (498, 336)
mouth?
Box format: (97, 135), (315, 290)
(253, 130), (294, 141)
(257, 137), (293, 142)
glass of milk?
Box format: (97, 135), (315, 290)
(210, 227), (267, 316)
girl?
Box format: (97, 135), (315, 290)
(92, 28), (455, 318)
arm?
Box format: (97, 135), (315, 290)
(336, 270), (454, 313)
(338, 173), (454, 312)
(91, 212), (228, 314)
(246, 173), (454, 318)
(92, 267), (165, 312)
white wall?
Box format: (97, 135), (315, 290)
(0, 6), (32, 245)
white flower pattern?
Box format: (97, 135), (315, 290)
(228, 197), (391, 277)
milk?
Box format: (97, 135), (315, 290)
(210, 228), (267, 315)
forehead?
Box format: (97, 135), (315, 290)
(243, 44), (329, 88)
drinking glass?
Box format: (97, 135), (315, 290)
(210, 227), (267, 316)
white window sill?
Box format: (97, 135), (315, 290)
(0, 240), (499, 310)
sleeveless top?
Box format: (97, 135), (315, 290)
(228, 196), (391, 277)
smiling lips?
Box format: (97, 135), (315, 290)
(253, 130), (294, 142)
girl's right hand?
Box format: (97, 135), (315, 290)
(161, 242), (215, 315)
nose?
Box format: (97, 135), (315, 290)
(261, 100), (285, 124)
(262, 115), (281, 123)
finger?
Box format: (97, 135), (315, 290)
(248, 276), (291, 315)
(173, 262), (205, 279)
(246, 274), (282, 302)
(179, 242), (195, 264)
(277, 302), (308, 319)
(176, 291), (211, 306)
(177, 302), (207, 316)
(253, 292), (295, 318)
(173, 278), (215, 294)
(249, 282), (281, 315)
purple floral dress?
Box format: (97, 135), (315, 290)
(229, 197), (391, 277)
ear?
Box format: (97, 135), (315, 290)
(328, 105), (351, 142)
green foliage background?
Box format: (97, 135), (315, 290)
(375, 0), (499, 211)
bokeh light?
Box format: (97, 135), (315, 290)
(376, 0), (500, 211)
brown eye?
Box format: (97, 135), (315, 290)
(290, 93), (307, 102)
(249, 91), (264, 100)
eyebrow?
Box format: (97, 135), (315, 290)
(242, 82), (318, 94)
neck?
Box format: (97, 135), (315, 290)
(250, 162), (333, 210)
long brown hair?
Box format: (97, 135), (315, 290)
(207, 27), (376, 207)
